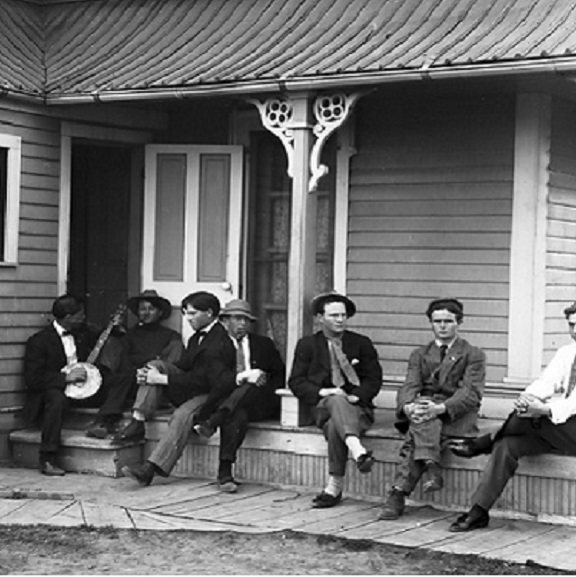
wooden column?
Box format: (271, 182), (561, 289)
(282, 95), (317, 425)
(506, 93), (551, 385)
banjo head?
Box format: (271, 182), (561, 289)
(64, 363), (102, 400)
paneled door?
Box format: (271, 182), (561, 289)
(143, 145), (243, 339)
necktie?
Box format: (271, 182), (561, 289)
(329, 339), (360, 388)
(566, 355), (576, 398)
(236, 337), (247, 373)
(440, 345), (448, 362)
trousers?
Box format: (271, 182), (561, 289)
(472, 413), (576, 510)
(147, 394), (208, 476)
(312, 395), (374, 477)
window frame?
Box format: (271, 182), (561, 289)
(0, 134), (21, 264)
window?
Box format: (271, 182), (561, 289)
(0, 134), (21, 264)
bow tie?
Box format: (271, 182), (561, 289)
(61, 331), (73, 337)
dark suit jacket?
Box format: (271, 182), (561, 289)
(167, 321), (233, 408)
(195, 332), (286, 422)
(22, 324), (98, 423)
(288, 330), (383, 408)
(395, 337), (486, 437)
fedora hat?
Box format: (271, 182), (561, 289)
(310, 292), (356, 317)
(220, 299), (257, 321)
(127, 289), (173, 320)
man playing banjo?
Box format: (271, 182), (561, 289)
(22, 294), (122, 475)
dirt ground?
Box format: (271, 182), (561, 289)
(0, 525), (568, 575)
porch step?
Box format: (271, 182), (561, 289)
(145, 410), (576, 524)
(9, 428), (144, 478)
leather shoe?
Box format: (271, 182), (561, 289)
(121, 462), (156, 486)
(193, 422), (215, 440)
(217, 476), (239, 493)
(449, 506), (490, 532)
(312, 491), (342, 508)
(449, 434), (493, 458)
(86, 415), (121, 439)
(356, 451), (375, 474)
(378, 489), (405, 520)
(112, 419), (145, 443)
(39, 460), (65, 476)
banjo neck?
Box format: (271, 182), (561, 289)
(85, 304), (126, 365)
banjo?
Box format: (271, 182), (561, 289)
(63, 304), (127, 400)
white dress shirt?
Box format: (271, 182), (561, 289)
(53, 320), (77, 365)
(524, 341), (576, 424)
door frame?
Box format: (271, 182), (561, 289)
(58, 123), (153, 295)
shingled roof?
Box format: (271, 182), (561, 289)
(2, 0), (576, 103)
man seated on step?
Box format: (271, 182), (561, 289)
(119, 291), (238, 487)
(288, 292), (383, 509)
(378, 298), (486, 521)
(86, 289), (183, 439)
(447, 301), (576, 533)
(23, 294), (118, 476)
(192, 299), (285, 492)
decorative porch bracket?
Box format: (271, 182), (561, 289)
(309, 92), (361, 192)
(248, 92), (362, 191)
(247, 97), (296, 177)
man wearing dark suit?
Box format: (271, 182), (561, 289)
(23, 294), (104, 475)
(192, 299), (285, 492)
(120, 291), (236, 487)
(378, 298), (486, 520)
(289, 292), (383, 508)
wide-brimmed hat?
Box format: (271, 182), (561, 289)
(219, 299), (257, 321)
(310, 292), (356, 317)
(127, 289), (173, 320)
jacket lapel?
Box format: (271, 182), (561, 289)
(438, 338), (464, 385)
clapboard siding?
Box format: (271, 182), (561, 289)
(347, 93), (514, 382)
(546, 98), (576, 366)
(0, 101), (61, 400)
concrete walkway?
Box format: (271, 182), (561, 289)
(0, 467), (574, 572)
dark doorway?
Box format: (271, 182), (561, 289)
(69, 143), (133, 327)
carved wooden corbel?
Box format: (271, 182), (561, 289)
(309, 92), (361, 192)
(247, 97), (295, 177)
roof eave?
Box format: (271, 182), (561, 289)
(37, 56), (576, 105)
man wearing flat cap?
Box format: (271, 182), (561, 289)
(85, 289), (183, 439)
(447, 301), (576, 533)
(379, 297), (486, 521)
(289, 292), (383, 508)
(192, 299), (285, 492)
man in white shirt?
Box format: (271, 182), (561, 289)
(449, 302), (576, 532)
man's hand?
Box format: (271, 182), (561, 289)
(137, 365), (168, 386)
(515, 394), (550, 418)
(238, 369), (267, 387)
(319, 387), (346, 397)
(346, 394), (360, 404)
(405, 399), (445, 423)
(65, 365), (87, 383)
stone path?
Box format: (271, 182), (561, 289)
(0, 467), (574, 572)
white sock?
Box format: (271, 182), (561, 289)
(325, 475), (344, 497)
(345, 436), (366, 461)
(132, 410), (145, 422)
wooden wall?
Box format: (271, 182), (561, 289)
(545, 98), (576, 363)
(346, 93), (515, 383)
(0, 100), (61, 407)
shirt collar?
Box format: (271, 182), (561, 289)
(435, 337), (457, 349)
(53, 320), (69, 337)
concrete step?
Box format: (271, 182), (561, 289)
(9, 428), (144, 477)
